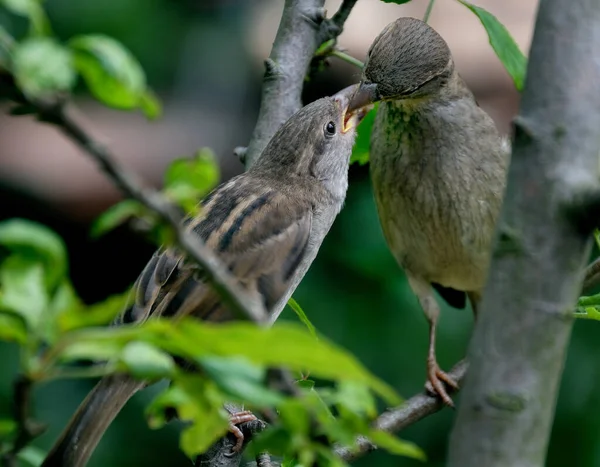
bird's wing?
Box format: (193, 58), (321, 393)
(118, 174), (313, 325)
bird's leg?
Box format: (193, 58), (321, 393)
(467, 291), (481, 323)
(408, 276), (459, 407)
(227, 409), (258, 453)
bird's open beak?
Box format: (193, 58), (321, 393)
(333, 84), (376, 134)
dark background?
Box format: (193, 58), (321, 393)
(3, 0), (598, 466)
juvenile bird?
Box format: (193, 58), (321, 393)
(42, 93), (362, 467)
(348, 17), (510, 406)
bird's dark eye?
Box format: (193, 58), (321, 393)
(324, 121), (336, 136)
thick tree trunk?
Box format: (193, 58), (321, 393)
(448, 0), (600, 465)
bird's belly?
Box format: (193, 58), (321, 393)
(372, 167), (493, 292)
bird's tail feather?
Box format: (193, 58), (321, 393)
(41, 374), (145, 467)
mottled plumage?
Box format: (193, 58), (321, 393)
(42, 94), (360, 467)
(349, 17), (510, 406)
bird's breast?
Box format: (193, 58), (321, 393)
(369, 99), (507, 291)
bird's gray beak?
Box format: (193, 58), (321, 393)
(347, 82), (380, 113)
(333, 84), (376, 133)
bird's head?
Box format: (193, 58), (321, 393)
(348, 17), (454, 111)
(256, 90), (365, 184)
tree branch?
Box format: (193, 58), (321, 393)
(335, 360), (468, 462)
(36, 103), (268, 325)
(583, 256), (600, 294)
(243, 0), (358, 169)
(447, 0), (600, 465)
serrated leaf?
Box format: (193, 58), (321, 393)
(150, 319), (401, 406)
(199, 356), (284, 406)
(458, 1), (527, 91)
(368, 430), (426, 461)
(58, 288), (130, 332)
(90, 199), (144, 238)
(1, 0), (51, 36)
(163, 149), (220, 214)
(119, 341), (175, 379)
(12, 37), (75, 100)
(287, 298), (317, 340)
(69, 34), (160, 117)
(0, 256), (48, 331)
(0, 218), (67, 290)
(350, 104), (377, 165)
(0, 312), (28, 343)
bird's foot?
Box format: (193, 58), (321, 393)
(228, 410), (258, 453)
(425, 360), (459, 407)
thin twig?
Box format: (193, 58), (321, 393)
(582, 256), (600, 294)
(38, 103), (267, 325)
(1, 376), (46, 467)
(423, 0), (436, 23)
(330, 49), (364, 68)
(335, 360), (468, 462)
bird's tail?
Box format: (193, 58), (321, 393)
(41, 374), (145, 467)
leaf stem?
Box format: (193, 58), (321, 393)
(330, 49), (364, 69)
(423, 0), (436, 23)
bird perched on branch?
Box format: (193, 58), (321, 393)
(348, 17), (510, 406)
(42, 92), (363, 467)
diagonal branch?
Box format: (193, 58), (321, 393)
(37, 102), (268, 325)
(335, 360), (468, 462)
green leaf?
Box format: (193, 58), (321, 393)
(119, 341), (175, 380)
(334, 380), (377, 419)
(368, 430), (426, 461)
(163, 149), (220, 214)
(12, 37), (75, 100)
(69, 34), (161, 118)
(0, 312), (27, 343)
(147, 375), (229, 458)
(140, 90), (161, 120)
(287, 298), (317, 340)
(458, 1), (527, 91)
(17, 445), (47, 466)
(0, 418), (17, 437)
(0, 256), (48, 331)
(90, 199), (145, 238)
(1, 0), (51, 36)
(150, 319), (401, 406)
(350, 104), (377, 165)
(55, 327), (140, 363)
(0, 218), (68, 290)
(199, 356), (284, 406)
(58, 288), (131, 332)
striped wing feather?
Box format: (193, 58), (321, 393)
(119, 175), (312, 325)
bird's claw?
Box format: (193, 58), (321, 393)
(425, 362), (459, 407)
(227, 410), (258, 453)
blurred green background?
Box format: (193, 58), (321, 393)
(2, 0), (597, 466)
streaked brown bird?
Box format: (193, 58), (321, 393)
(348, 17), (510, 406)
(42, 92), (362, 467)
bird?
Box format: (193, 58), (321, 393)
(347, 17), (510, 406)
(41, 92), (363, 467)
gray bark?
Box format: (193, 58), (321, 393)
(447, 0), (600, 465)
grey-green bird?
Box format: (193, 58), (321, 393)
(348, 17), (510, 406)
(41, 93), (362, 467)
